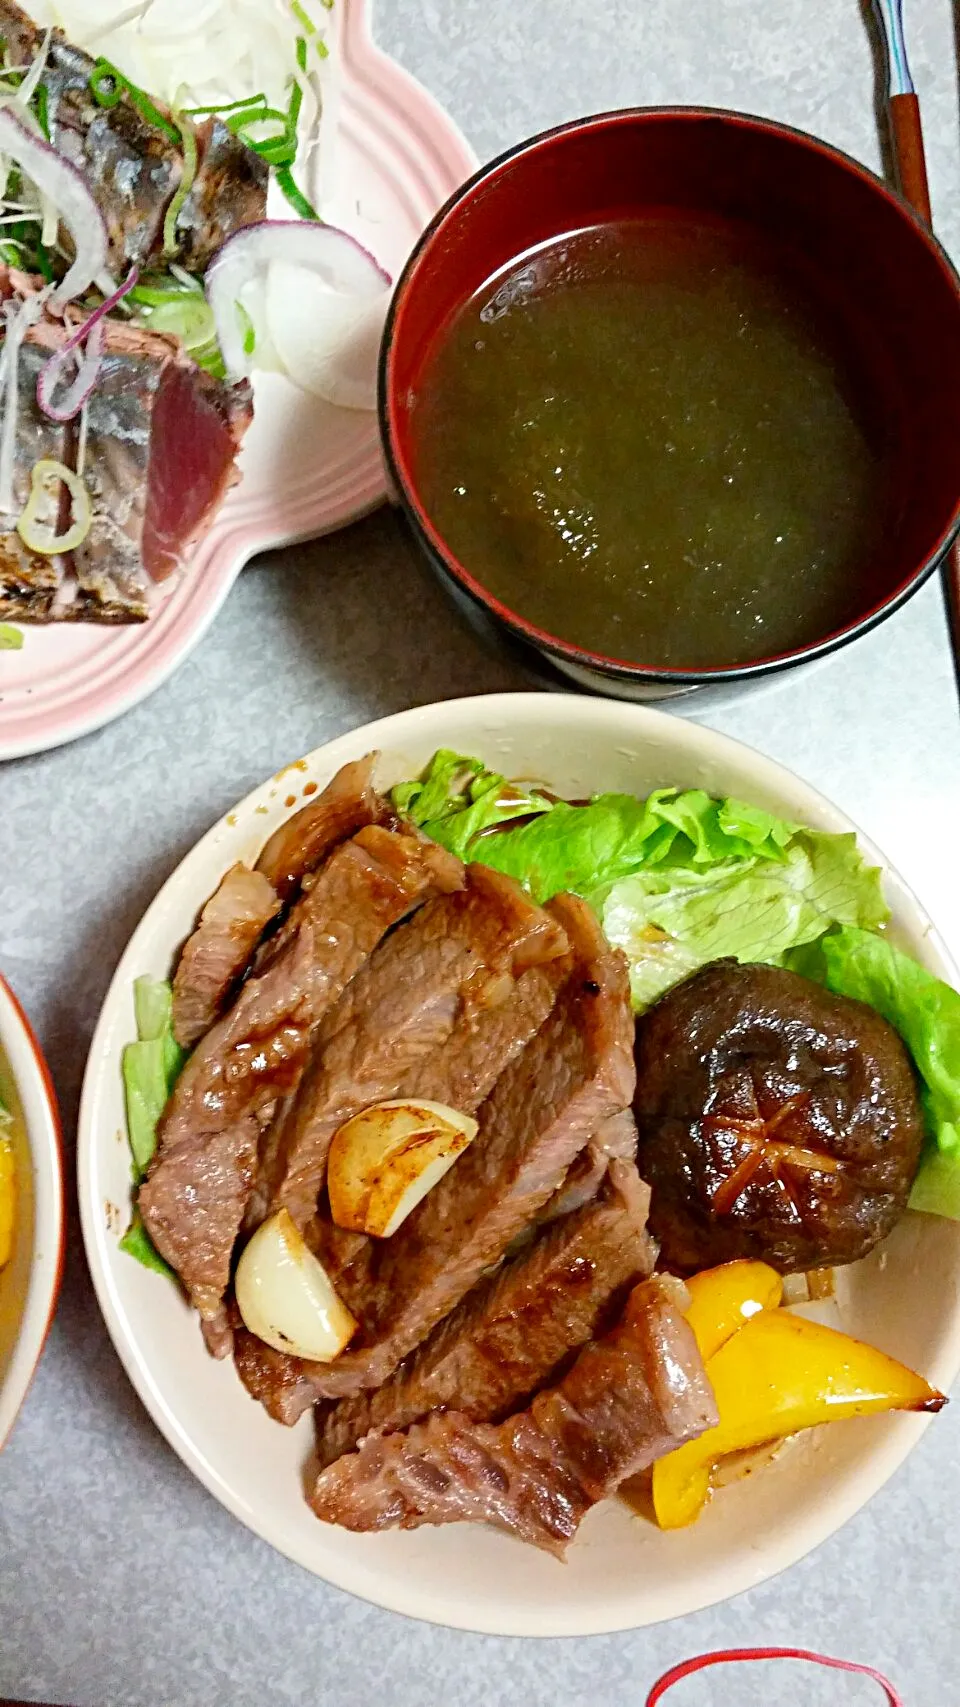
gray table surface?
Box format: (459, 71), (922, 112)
(4, 2), (960, 1703)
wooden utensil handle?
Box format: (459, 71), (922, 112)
(887, 92), (960, 676)
(889, 93), (932, 227)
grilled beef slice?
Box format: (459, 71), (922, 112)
(231, 946), (572, 1409)
(315, 1158), (656, 1468)
(255, 754), (389, 903)
(139, 829), (462, 1325)
(238, 892), (635, 1416)
(233, 955), (575, 1423)
(172, 864), (281, 1049)
(172, 757), (390, 1049)
(309, 1275), (717, 1554)
(308, 955), (570, 1292)
(251, 865), (571, 1233)
(538, 1108), (639, 1225)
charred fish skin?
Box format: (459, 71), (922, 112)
(0, 344), (68, 621)
(174, 119), (269, 274)
(42, 36), (183, 274)
(0, 0), (41, 66)
(0, 2), (267, 277)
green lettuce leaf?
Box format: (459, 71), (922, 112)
(118, 1209), (174, 1278)
(122, 1039), (171, 1180)
(811, 927), (960, 1219)
(395, 748), (554, 860)
(392, 753), (887, 1004)
(121, 977), (185, 1274)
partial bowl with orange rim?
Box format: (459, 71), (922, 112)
(0, 973), (64, 1449)
(380, 107), (960, 701)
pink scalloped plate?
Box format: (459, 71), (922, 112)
(0, 2), (476, 760)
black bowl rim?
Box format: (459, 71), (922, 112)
(379, 103), (960, 685)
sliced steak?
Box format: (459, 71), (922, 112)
(173, 118), (268, 273)
(242, 893), (634, 1415)
(139, 828), (462, 1324)
(310, 956), (568, 1290)
(539, 1109), (639, 1225)
(172, 864), (280, 1049)
(251, 865), (570, 1232)
(401, 960), (564, 1112)
(256, 754), (388, 903)
(309, 1275), (717, 1554)
(316, 1158), (656, 1468)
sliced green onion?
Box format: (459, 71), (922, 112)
(274, 165), (319, 220)
(320, 0), (334, 9)
(162, 113), (197, 255)
(179, 92), (267, 118)
(287, 38), (307, 133)
(290, 0), (316, 32)
(128, 283), (190, 306)
(234, 299), (256, 357)
(146, 293), (217, 353)
(33, 81), (48, 138)
(226, 104), (290, 133)
(89, 58), (180, 144)
(0, 622), (23, 649)
(226, 104), (296, 165)
(34, 243), (53, 283)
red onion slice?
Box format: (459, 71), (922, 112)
(36, 265), (139, 422)
(0, 108), (110, 306)
(205, 220), (390, 381)
(36, 319), (105, 423)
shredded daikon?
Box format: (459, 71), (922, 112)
(30, 0), (337, 145)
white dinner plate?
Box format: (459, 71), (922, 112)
(77, 693), (960, 1635)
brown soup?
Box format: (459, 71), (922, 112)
(410, 218), (893, 668)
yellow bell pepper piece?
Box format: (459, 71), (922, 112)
(683, 1260), (783, 1362)
(653, 1310), (945, 1529)
(0, 1136), (15, 1270)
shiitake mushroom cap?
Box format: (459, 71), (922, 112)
(634, 960), (925, 1274)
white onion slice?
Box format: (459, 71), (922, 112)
(0, 293), (45, 512)
(0, 109), (109, 306)
(205, 220), (390, 387)
(265, 260), (390, 410)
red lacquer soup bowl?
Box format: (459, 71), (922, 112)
(380, 108), (960, 700)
